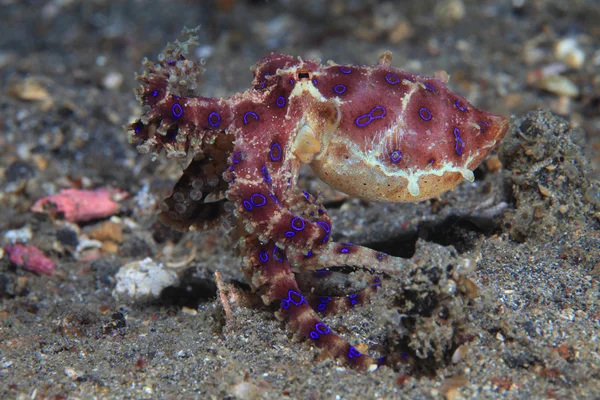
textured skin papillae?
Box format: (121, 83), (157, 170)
(127, 30), (509, 370)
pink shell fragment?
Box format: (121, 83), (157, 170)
(31, 188), (121, 222)
(4, 244), (56, 275)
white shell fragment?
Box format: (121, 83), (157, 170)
(113, 257), (179, 302)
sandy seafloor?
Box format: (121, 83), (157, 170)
(1, 0), (599, 399)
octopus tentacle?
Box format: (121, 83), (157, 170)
(291, 241), (414, 276)
(240, 238), (379, 370)
(303, 273), (381, 317)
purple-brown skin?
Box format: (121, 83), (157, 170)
(128, 31), (508, 371)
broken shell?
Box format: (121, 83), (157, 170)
(554, 38), (585, 69)
(538, 75), (579, 98)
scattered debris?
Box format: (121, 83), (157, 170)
(31, 188), (124, 223)
(537, 75), (579, 98)
(3, 226), (33, 245)
(554, 37), (585, 69)
(8, 77), (51, 102)
(4, 244), (56, 275)
(112, 258), (178, 302)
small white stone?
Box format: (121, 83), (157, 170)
(554, 38), (585, 69)
(102, 71), (124, 90)
(112, 258), (179, 302)
(3, 225), (32, 244)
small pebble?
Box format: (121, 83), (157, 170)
(112, 258), (179, 302)
(538, 75), (579, 98)
(554, 38), (585, 69)
(102, 71), (124, 89)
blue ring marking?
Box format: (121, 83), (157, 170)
(272, 246), (285, 262)
(340, 247), (349, 254)
(309, 331), (320, 340)
(385, 73), (400, 85)
(317, 296), (331, 311)
(348, 294), (358, 306)
(348, 346), (363, 359)
(291, 216), (305, 231)
(303, 191), (310, 201)
(289, 78), (295, 85)
(261, 166), (272, 183)
(259, 250), (269, 263)
(151, 90), (159, 97)
(390, 150), (402, 163)
(270, 142), (282, 161)
(315, 322), (331, 335)
(453, 127), (464, 155)
(340, 66), (352, 74)
(305, 250), (313, 258)
(280, 289), (306, 309)
(276, 96), (286, 107)
(269, 193), (280, 204)
(455, 99), (467, 111)
(134, 122), (142, 133)
(243, 111), (259, 125)
(243, 200), (252, 211)
(285, 231), (296, 238)
(313, 78), (318, 85)
(419, 107), (432, 121)
(316, 221), (330, 233)
(322, 234), (330, 243)
(479, 121), (489, 133)
(373, 277), (381, 287)
(355, 105), (386, 127)
(172, 103), (183, 118)
(250, 193), (267, 206)
(425, 83), (435, 92)
(333, 84), (346, 95)
(167, 59), (175, 65)
(232, 152), (242, 164)
(208, 111), (221, 127)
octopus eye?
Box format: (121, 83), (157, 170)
(296, 68), (311, 80)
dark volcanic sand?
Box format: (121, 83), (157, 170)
(1, 1), (599, 399)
